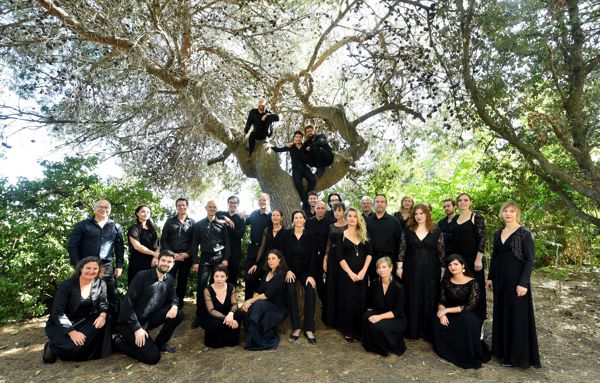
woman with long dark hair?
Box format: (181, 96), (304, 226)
(43, 257), (112, 363)
(398, 203), (445, 341)
(323, 202), (347, 327)
(432, 254), (490, 369)
(488, 202), (540, 368)
(127, 205), (160, 285)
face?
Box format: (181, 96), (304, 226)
(361, 199), (372, 213)
(81, 262), (100, 280)
(334, 207), (345, 220)
(228, 197), (239, 212)
(402, 198), (414, 209)
(293, 134), (303, 144)
(308, 194), (317, 208)
(315, 202), (326, 218)
(346, 210), (358, 226)
(447, 259), (464, 275)
(176, 200), (188, 215)
(329, 195), (340, 205)
(267, 253), (281, 270)
(377, 262), (392, 279)
(213, 271), (227, 285)
(442, 201), (455, 216)
(374, 196), (387, 213)
(305, 127), (315, 139)
(136, 206), (151, 222)
(157, 256), (175, 273)
(258, 195), (268, 210)
(457, 194), (472, 210)
(257, 99), (267, 112)
(206, 201), (217, 217)
(414, 208), (426, 224)
(293, 212), (306, 228)
(94, 200), (111, 220)
(271, 210), (282, 225)
(502, 205), (518, 224)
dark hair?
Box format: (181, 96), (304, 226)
(374, 193), (387, 202)
(291, 209), (307, 222)
(72, 256), (105, 279)
(304, 124), (315, 131)
(175, 197), (189, 206)
(134, 205), (157, 235)
(264, 249), (287, 273)
(213, 264), (229, 276)
(327, 193), (342, 206)
(227, 195), (239, 204)
(332, 202), (346, 212)
(293, 130), (304, 137)
(158, 250), (176, 260)
(308, 191), (318, 198)
(442, 253), (475, 282)
(442, 198), (456, 207)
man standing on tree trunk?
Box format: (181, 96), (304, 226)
(304, 124), (334, 178)
(244, 97), (279, 155)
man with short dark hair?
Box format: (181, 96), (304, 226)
(117, 250), (183, 365)
(243, 193), (272, 300)
(67, 199), (124, 328)
(325, 192), (342, 221)
(365, 194), (402, 280)
(304, 124), (334, 178)
(437, 198), (457, 256)
(161, 197), (195, 309)
(306, 191), (318, 217)
(305, 200), (334, 309)
(244, 97), (280, 155)
(218, 195), (247, 285)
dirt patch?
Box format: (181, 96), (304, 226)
(1, 272), (599, 383)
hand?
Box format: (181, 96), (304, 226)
(114, 268), (123, 278)
(306, 276), (316, 289)
(285, 143), (292, 148)
(439, 314), (449, 326)
(474, 253), (483, 272)
(348, 272), (358, 282)
(238, 211), (246, 220)
(242, 300), (252, 312)
(368, 315), (381, 324)
(93, 314), (107, 329)
(166, 306), (178, 319)
(486, 280), (493, 291)
(151, 257), (158, 267)
(261, 114), (267, 121)
(223, 216), (235, 228)
(134, 328), (148, 347)
(223, 312), (235, 327)
(68, 330), (86, 346)
(286, 270), (296, 283)
(230, 320), (239, 329)
(436, 308), (447, 318)
(396, 268), (403, 279)
(248, 265), (257, 274)
(516, 285), (528, 297)
(322, 257), (327, 273)
(221, 260), (228, 267)
(306, 146), (311, 151)
(193, 264), (199, 273)
(357, 270), (366, 281)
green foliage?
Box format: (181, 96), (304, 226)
(0, 156), (165, 323)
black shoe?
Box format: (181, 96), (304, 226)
(344, 335), (354, 343)
(315, 167), (326, 178)
(305, 332), (316, 344)
(191, 317), (201, 329)
(42, 341), (57, 364)
(112, 334), (123, 353)
(289, 332), (300, 342)
(159, 343), (176, 353)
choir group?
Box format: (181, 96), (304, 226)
(43, 192), (541, 370)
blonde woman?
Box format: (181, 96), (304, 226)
(394, 195), (415, 227)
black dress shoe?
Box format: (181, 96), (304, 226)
(42, 341), (57, 364)
(344, 335), (354, 343)
(289, 333), (300, 342)
(159, 343), (176, 353)
(191, 317), (201, 329)
(112, 334), (123, 353)
(305, 332), (317, 344)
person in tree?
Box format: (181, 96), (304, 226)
(270, 130), (316, 211)
(303, 124), (334, 177)
(43, 257), (112, 364)
(244, 97), (280, 155)
(127, 205), (160, 286)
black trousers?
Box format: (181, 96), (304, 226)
(308, 147), (334, 168)
(287, 278), (316, 332)
(196, 262), (221, 317)
(244, 242), (262, 300)
(168, 256), (192, 308)
(119, 307), (184, 365)
(292, 165), (316, 211)
(248, 131), (268, 154)
(315, 250), (327, 307)
(102, 262), (120, 329)
(228, 244), (242, 287)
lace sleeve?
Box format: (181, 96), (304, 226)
(398, 230), (406, 262)
(204, 288), (225, 318)
(474, 212), (487, 253)
(461, 280), (480, 312)
(229, 286), (238, 314)
(437, 231), (446, 265)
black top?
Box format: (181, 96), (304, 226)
(439, 279), (479, 312)
(190, 217), (231, 264)
(246, 209), (272, 244)
(367, 279), (406, 320)
(119, 269), (179, 331)
(217, 210), (247, 253)
(160, 215), (195, 253)
(366, 212), (402, 258)
(255, 226), (288, 266)
(282, 229), (317, 280)
(455, 212), (487, 254)
(488, 227), (535, 287)
(306, 215), (335, 256)
(437, 216), (457, 254)
(203, 283), (237, 319)
(398, 227), (445, 264)
(256, 271), (287, 309)
(272, 144), (311, 169)
(67, 217), (125, 268)
(47, 277), (108, 334)
(336, 235), (373, 272)
(304, 134), (331, 153)
(244, 108), (280, 136)
(127, 224), (159, 259)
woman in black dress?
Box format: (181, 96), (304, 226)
(337, 207), (372, 342)
(398, 203), (445, 341)
(432, 254), (490, 369)
(246, 209), (286, 290)
(127, 205), (160, 285)
(200, 265), (240, 348)
(43, 257), (112, 364)
(283, 210), (318, 344)
(361, 257), (407, 356)
(241, 250), (288, 350)
(452, 193), (486, 320)
(323, 202), (347, 327)
(394, 195), (414, 228)
(488, 202), (541, 368)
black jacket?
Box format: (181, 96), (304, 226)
(161, 215), (196, 253)
(190, 217), (231, 264)
(244, 108), (280, 137)
(67, 217), (125, 268)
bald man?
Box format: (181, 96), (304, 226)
(244, 97), (280, 154)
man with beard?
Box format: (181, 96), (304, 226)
(437, 198), (457, 256)
(306, 191), (318, 217)
(244, 97), (280, 155)
(116, 251), (183, 365)
(304, 124), (334, 178)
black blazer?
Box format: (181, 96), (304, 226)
(47, 277), (108, 334)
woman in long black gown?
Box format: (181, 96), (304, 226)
(200, 265), (240, 348)
(393, 195), (414, 228)
(398, 203), (445, 341)
(432, 254), (490, 369)
(43, 257), (112, 363)
(487, 202), (541, 368)
(241, 249), (288, 350)
(452, 193), (486, 320)
(337, 207), (372, 342)
(361, 257), (407, 356)
(323, 202), (347, 327)
(127, 205), (160, 285)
